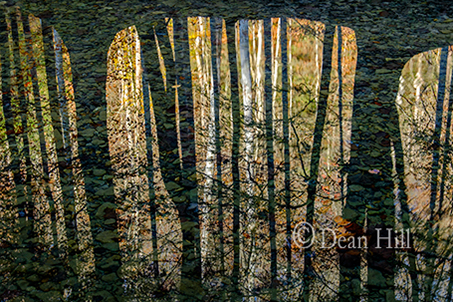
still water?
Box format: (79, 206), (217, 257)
(1, 2), (453, 301)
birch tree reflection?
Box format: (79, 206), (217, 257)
(4, 5), (453, 302)
(104, 17), (358, 301)
(0, 6), (95, 301)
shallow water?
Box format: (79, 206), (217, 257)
(1, 1), (453, 301)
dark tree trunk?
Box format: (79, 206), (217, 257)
(173, 17), (203, 301)
(424, 46), (449, 302)
(140, 43), (159, 280)
(264, 17), (278, 302)
(281, 17), (292, 287)
(303, 23), (334, 302)
(441, 49), (453, 302)
(225, 18), (242, 301)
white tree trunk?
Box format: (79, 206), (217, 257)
(239, 19), (256, 300)
(196, 16), (210, 279)
(254, 20), (265, 172)
(201, 16), (219, 279)
(272, 19), (281, 106)
(315, 26), (321, 102)
(414, 54), (423, 122)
